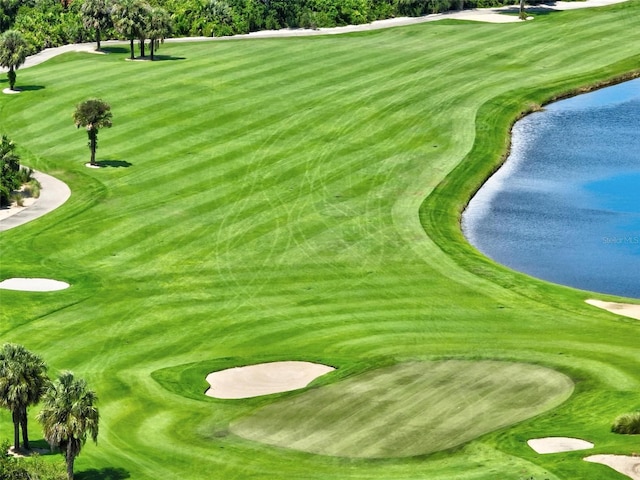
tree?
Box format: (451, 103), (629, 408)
(0, 135), (20, 207)
(111, 0), (149, 60)
(519, 0), (526, 19)
(138, 3), (151, 58)
(81, 0), (113, 51)
(0, 344), (49, 452)
(73, 98), (113, 166)
(37, 372), (99, 480)
(0, 30), (29, 91)
(147, 7), (171, 60)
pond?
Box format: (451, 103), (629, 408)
(462, 78), (640, 299)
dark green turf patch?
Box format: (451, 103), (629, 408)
(231, 360), (574, 458)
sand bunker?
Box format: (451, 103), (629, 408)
(527, 437), (594, 454)
(205, 361), (335, 399)
(0, 278), (69, 292)
(2, 88), (20, 95)
(586, 299), (640, 321)
(585, 454), (640, 480)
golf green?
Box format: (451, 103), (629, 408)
(231, 360), (574, 458)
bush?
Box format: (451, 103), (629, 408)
(612, 411), (640, 434)
(24, 178), (41, 199)
(0, 441), (66, 480)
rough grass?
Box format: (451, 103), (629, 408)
(0, 3), (640, 479)
(231, 360), (574, 458)
(611, 411), (640, 434)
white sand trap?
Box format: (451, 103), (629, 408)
(85, 162), (101, 169)
(527, 437), (594, 454)
(206, 361), (335, 399)
(3, 88), (20, 94)
(0, 278), (69, 292)
(586, 299), (640, 321)
(585, 454), (640, 480)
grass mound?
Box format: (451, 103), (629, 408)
(611, 411), (640, 434)
(231, 360), (574, 458)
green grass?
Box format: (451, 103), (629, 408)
(1, 3), (640, 479)
(231, 361), (574, 458)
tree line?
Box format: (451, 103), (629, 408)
(0, 0), (519, 55)
(0, 135), (38, 208)
(0, 344), (99, 480)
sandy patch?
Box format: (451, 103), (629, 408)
(527, 437), (594, 454)
(585, 454), (640, 480)
(3, 88), (20, 94)
(586, 299), (640, 321)
(7, 446), (49, 458)
(206, 361), (335, 399)
(85, 162), (102, 169)
(0, 278), (69, 292)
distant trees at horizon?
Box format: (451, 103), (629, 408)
(0, 0), (520, 55)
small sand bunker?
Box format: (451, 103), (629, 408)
(585, 454), (640, 480)
(0, 278), (69, 292)
(586, 299), (640, 321)
(527, 437), (594, 454)
(205, 361), (335, 399)
(2, 88), (20, 95)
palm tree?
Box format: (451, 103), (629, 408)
(37, 372), (99, 480)
(0, 344), (48, 452)
(73, 98), (113, 166)
(0, 30), (29, 91)
(112, 0), (150, 60)
(81, 0), (113, 51)
(147, 7), (172, 61)
(519, 0), (526, 19)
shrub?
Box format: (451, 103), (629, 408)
(9, 191), (23, 206)
(15, 166), (32, 184)
(612, 411), (640, 434)
(0, 441), (65, 480)
(25, 178), (40, 198)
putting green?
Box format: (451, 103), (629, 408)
(231, 360), (574, 458)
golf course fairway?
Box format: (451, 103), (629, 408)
(1, 2), (640, 479)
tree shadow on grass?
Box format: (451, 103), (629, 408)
(97, 159), (132, 168)
(151, 55), (186, 61)
(101, 46), (130, 54)
(76, 467), (130, 480)
(497, 5), (556, 15)
(26, 438), (54, 455)
(16, 85), (45, 91)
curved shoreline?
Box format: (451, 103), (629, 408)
(461, 76), (640, 299)
(419, 71), (640, 307)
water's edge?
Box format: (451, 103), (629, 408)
(462, 76), (640, 299)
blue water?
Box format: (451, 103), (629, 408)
(462, 78), (640, 299)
